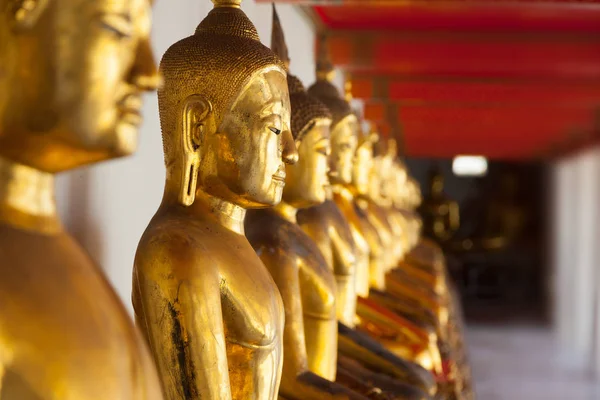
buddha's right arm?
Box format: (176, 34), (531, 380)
(133, 246), (232, 400)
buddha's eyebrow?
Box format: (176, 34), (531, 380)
(97, 9), (132, 20)
(258, 101), (283, 118)
(96, 11), (134, 36)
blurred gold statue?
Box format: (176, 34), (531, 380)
(389, 166), (474, 399)
(246, 8), (363, 398)
(450, 170), (526, 252)
(419, 167), (460, 243)
(305, 38), (437, 399)
(0, 0), (163, 398)
(132, 1), (298, 399)
(349, 129), (442, 376)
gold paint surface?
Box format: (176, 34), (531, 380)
(133, 4), (298, 399)
(419, 169), (460, 243)
(0, 0), (163, 398)
(0, 0), (160, 173)
(245, 68), (364, 397)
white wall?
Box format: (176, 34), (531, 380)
(56, 1), (317, 313)
(551, 146), (600, 375)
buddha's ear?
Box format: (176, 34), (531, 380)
(179, 95), (213, 206)
(9, 0), (50, 30)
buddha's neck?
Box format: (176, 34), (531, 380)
(0, 156), (61, 234)
(194, 191), (246, 235)
(274, 201), (297, 224)
(431, 186), (443, 198)
(332, 183), (355, 202)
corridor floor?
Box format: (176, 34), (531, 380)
(467, 325), (600, 399)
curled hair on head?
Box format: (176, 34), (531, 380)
(287, 75), (331, 142)
(269, 9), (331, 143)
(157, 2), (285, 167)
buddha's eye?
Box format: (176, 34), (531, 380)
(316, 146), (330, 156)
(269, 127), (281, 135)
(99, 13), (133, 39)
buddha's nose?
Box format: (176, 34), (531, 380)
(281, 129), (298, 165)
(129, 39), (162, 91)
(327, 154), (338, 178)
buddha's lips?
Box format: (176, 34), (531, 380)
(272, 173), (286, 183)
(118, 94), (142, 124)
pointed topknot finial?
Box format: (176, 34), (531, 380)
(271, 4), (290, 69)
(316, 33), (335, 81)
(212, 0), (242, 8)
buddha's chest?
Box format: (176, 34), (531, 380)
(0, 230), (161, 400)
(214, 238), (284, 349)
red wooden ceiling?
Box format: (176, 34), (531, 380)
(259, 0), (600, 159)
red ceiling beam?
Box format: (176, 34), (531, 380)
(261, 0), (600, 3)
(326, 31), (600, 80)
(259, 1), (600, 34)
(311, 3), (600, 33)
(348, 76), (600, 108)
(364, 103), (596, 159)
(365, 103), (594, 131)
(259, 0), (600, 160)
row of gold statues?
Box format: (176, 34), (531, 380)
(0, 0), (473, 399)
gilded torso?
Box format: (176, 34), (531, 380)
(245, 208), (337, 381)
(133, 209), (284, 400)
(0, 224), (163, 400)
(333, 187), (383, 290)
(297, 200), (359, 325)
(246, 208), (336, 321)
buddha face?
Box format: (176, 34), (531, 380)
(353, 142), (373, 196)
(329, 115), (358, 185)
(393, 164), (409, 208)
(213, 69), (297, 208)
(283, 118), (331, 208)
(374, 153), (395, 206)
(0, 0), (159, 172)
(368, 156), (383, 201)
(430, 172), (444, 195)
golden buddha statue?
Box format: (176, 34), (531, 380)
(370, 139), (407, 267)
(364, 143), (443, 326)
(297, 186), (438, 398)
(352, 132), (398, 287)
(348, 128), (442, 378)
(304, 40), (438, 398)
(419, 166), (460, 244)
(366, 152), (443, 303)
(387, 166), (472, 399)
(246, 9), (364, 398)
(132, 2), (298, 398)
(450, 170), (526, 253)
(0, 0), (163, 398)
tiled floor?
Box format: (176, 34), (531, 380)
(467, 325), (600, 400)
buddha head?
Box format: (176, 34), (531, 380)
(271, 6), (331, 209)
(352, 127), (377, 197)
(376, 138), (398, 207)
(408, 177), (423, 210)
(428, 165), (445, 197)
(308, 35), (358, 186)
(159, 0), (297, 209)
(368, 135), (397, 207)
(0, 0), (160, 172)
(392, 159), (409, 209)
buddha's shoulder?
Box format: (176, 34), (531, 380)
(245, 210), (293, 244)
(135, 213), (221, 270)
